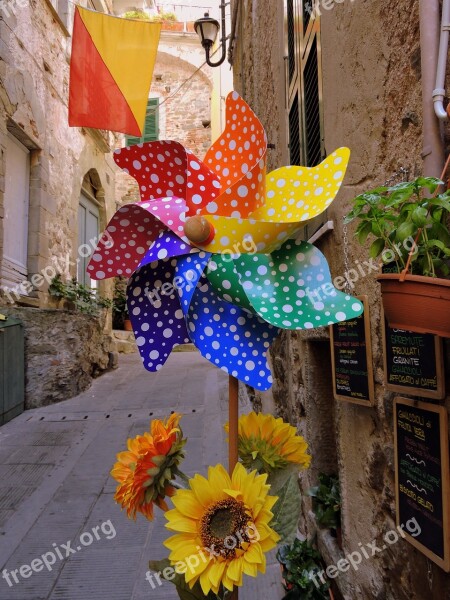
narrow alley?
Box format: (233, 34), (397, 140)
(0, 352), (282, 600)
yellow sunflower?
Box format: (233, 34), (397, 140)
(164, 462), (280, 595)
(226, 411), (311, 474)
(111, 413), (186, 520)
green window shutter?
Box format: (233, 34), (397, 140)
(126, 98), (159, 147)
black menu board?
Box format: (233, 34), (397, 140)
(330, 296), (374, 406)
(394, 397), (450, 571)
(383, 318), (445, 399)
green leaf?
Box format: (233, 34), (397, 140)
(271, 474), (301, 544)
(267, 464), (299, 494)
(411, 206), (428, 227)
(427, 197), (450, 212)
(148, 559), (218, 600)
(369, 238), (385, 258)
(355, 221), (373, 244)
(395, 221), (416, 242)
(415, 176), (443, 193)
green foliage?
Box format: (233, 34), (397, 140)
(112, 278), (129, 329)
(344, 177), (450, 277)
(306, 473), (341, 530)
(150, 11), (178, 22)
(148, 559), (222, 600)
(271, 473), (302, 544)
(48, 274), (112, 317)
(122, 10), (151, 20)
(277, 539), (330, 600)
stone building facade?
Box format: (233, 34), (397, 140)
(231, 1), (450, 599)
(0, 0), (119, 406)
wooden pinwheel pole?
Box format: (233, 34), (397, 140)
(184, 216), (239, 600)
(229, 374), (239, 600)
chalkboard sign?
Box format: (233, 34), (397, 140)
(330, 296), (374, 406)
(394, 397), (450, 571)
(383, 317), (445, 399)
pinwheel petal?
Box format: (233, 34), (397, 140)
(205, 256), (254, 313)
(202, 91), (267, 218)
(192, 148), (350, 255)
(251, 148), (350, 222)
(175, 253), (212, 313)
(127, 260), (191, 372)
(114, 140), (221, 215)
(234, 240), (364, 329)
(87, 204), (163, 280)
(175, 266), (279, 391)
(139, 230), (198, 267)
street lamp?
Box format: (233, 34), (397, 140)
(194, 4), (227, 67)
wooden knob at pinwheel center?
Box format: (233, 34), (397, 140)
(183, 215), (215, 245)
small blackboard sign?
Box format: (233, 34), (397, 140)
(382, 317), (445, 399)
(330, 295), (374, 406)
(394, 397), (450, 571)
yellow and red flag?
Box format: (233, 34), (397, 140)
(69, 7), (161, 136)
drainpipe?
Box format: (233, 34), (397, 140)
(420, 0), (445, 177)
(433, 0), (450, 120)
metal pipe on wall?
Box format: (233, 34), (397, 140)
(433, 0), (450, 120)
(419, 0), (445, 177)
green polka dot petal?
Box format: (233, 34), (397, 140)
(205, 257), (255, 313)
(233, 239), (364, 330)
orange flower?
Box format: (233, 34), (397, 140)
(111, 413), (186, 520)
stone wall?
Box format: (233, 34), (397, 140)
(0, 0), (120, 407)
(0, 0), (117, 307)
(232, 1), (450, 598)
(2, 307), (115, 409)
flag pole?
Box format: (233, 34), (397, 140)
(229, 374), (239, 600)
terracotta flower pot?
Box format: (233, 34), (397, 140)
(377, 273), (450, 337)
(123, 318), (133, 332)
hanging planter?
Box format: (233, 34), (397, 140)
(377, 273), (450, 337)
(345, 169), (450, 337)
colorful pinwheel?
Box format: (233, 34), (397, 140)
(88, 92), (363, 390)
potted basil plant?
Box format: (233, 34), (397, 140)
(344, 176), (450, 337)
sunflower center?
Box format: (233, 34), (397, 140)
(200, 498), (251, 558)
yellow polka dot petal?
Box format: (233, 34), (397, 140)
(196, 147), (350, 254)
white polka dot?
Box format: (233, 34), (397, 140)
(136, 336), (145, 346)
(352, 302), (361, 312)
(119, 219), (130, 227)
(133, 160), (141, 170)
(279, 264), (288, 272)
(336, 311), (346, 321)
(222, 280), (231, 289)
(204, 326), (214, 336)
(190, 160), (201, 170)
(245, 360), (255, 371)
(150, 350), (159, 360)
(157, 248), (168, 259)
(238, 185), (248, 197)
(282, 304), (293, 313)
(96, 271), (105, 279)
(141, 323), (150, 331)
(257, 265), (267, 275)
(163, 328), (173, 338)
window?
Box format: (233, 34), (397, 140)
(286, 0), (324, 239)
(126, 98), (159, 147)
(78, 193), (99, 289)
(1, 134), (30, 290)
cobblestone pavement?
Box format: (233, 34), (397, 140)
(0, 352), (283, 600)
